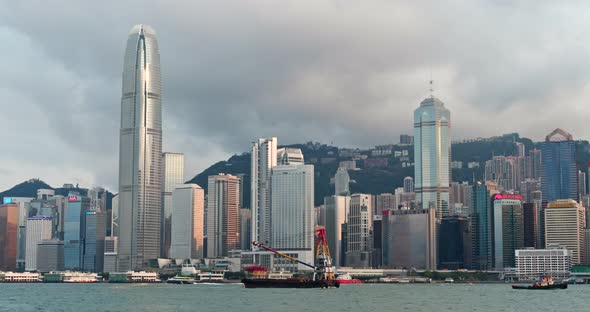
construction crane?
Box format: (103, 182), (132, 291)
(251, 226), (335, 281)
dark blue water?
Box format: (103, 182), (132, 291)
(0, 283), (587, 312)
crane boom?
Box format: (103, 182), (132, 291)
(252, 241), (316, 270)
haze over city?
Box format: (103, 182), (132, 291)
(1, 1), (590, 191)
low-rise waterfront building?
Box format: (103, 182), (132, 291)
(515, 246), (572, 281)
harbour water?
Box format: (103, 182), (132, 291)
(0, 283), (588, 312)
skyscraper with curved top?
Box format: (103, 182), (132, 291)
(117, 24), (162, 270)
(414, 96), (451, 218)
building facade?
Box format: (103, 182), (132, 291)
(82, 210), (106, 272)
(207, 175), (240, 258)
(346, 194), (373, 268)
(270, 165), (315, 252)
(545, 199), (585, 264)
(334, 167), (351, 196)
(64, 194), (89, 270)
(161, 152), (184, 258)
(321, 195), (349, 267)
(471, 182), (494, 270)
(492, 194), (524, 269)
(515, 246), (572, 280)
(170, 184), (205, 260)
(25, 216), (52, 271)
(37, 240), (64, 273)
(0, 203), (19, 271)
(251, 137), (278, 246)
(414, 97), (451, 217)
(382, 208), (437, 270)
(540, 128), (577, 203)
(118, 24), (163, 270)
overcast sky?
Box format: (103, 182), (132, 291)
(1, 1), (590, 191)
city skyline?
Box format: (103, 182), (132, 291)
(5, 2), (590, 191)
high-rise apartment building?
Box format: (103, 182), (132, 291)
(25, 216), (52, 271)
(64, 194), (89, 270)
(540, 129), (577, 203)
(492, 194), (524, 269)
(347, 194), (373, 268)
(334, 167), (351, 196)
(485, 156), (517, 192)
(170, 184), (205, 260)
(414, 97), (451, 217)
(375, 193), (396, 216)
(527, 148), (542, 180)
(162, 152), (184, 258)
(251, 137), (278, 246)
(270, 165), (315, 252)
(545, 199), (585, 264)
(118, 24), (163, 270)
(207, 175), (240, 258)
(0, 203), (19, 271)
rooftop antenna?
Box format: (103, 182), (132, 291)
(429, 67), (434, 98)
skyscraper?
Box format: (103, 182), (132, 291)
(540, 128), (577, 203)
(64, 194), (89, 270)
(347, 194), (373, 268)
(118, 24), (163, 270)
(25, 216), (52, 271)
(170, 184), (205, 260)
(251, 137), (278, 246)
(162, 152), (184, 258)
(82, 210), (106, 272)
(277, 148), (304, 165)
(545, 199), (585, 264)
(207, 174), (240, 258)
(414, 97), (451, 217)
(0, 203), (19, 271)
(491, 194), (524, 269)
(270, 165), (315, 266)
(485, 156), (517, 192)
(471, 182), (494, 270)
(334, 167), (350, 196)
(321, 196), (349, 267)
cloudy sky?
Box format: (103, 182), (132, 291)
(1, 1), (590, 191)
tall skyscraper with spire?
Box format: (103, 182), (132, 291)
(414, 96), (451, 218)
(117, 24), (163, 270)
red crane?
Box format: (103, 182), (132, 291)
(251, 226), (335, 281)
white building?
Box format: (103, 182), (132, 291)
(270, 165), (315, 253)
(320, 196), (349, 267)
(334, 167), (350, 196)
(251, 137), (278, 246)
(170, 184), (205, 260)
(347, 194), (373, 268)
(25, 216), (53, 271)
(545, 199), (585, 264)
(111, 194), (119, 237)
(515, 246), (572, 280)
(162, 152), (185, 258)
(277, 148), (304, 165)
(403, 176), (414, 193)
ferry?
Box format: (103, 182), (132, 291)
(512, 275), (568, 290)
(0, 272), (42, 283)
(62, 272), (100, 283)
(166, 275), (195, 285)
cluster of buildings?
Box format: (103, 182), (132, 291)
(1, 24), (588, 283)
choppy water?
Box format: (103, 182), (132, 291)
(0, 283), (587, 312)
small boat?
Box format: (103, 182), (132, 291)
(512, 275), (567, 290)
(335, 273), (363, 284)
(444, 278), (454, 283)
(166, 275), (195, 285)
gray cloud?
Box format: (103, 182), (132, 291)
(1, 0), (590, 190)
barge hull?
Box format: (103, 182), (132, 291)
(242, 278), (339, 289)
